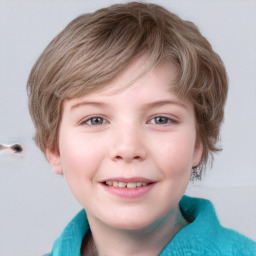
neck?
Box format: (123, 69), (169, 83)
(82, 206), (187, 256)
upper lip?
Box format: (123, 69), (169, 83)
(101, 177), (156, 183)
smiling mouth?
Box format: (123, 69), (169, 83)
(104, 181), (151, 188)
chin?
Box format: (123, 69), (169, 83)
(108, 219), (154, 231)
(100, 209), (168, 231)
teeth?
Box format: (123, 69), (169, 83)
(118, 182), (126, 188)
(105, 181), (149, 188)
(113, 181), (119, 187)
(136, 182), (142, 187)
(106, 181), (113, 186)
(127, 182), (137, 188)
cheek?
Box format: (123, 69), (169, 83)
(58, 132), (106, 206)
(59, 131), (104, 180)
(152, 132), (196, 176)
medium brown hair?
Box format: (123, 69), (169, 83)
(27, 2), (228, 177)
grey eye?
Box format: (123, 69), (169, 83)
(87, 117), (106, 125)
(153, 116), (170, 124)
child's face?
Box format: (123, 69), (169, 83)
(47, 59), (203, 230)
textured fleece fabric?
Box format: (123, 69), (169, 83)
(46, 196), (256, 256)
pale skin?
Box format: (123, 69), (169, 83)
(47, 58), (203, 255)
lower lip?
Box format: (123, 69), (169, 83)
(101, 183), (155, 199)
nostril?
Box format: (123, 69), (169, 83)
(113, 155), (143, 163)
(110, 143), (147, 162)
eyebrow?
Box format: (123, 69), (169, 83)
(70, 101), (108, 111)
(70, 99), (188, 111)
(141, 99), (188, 110)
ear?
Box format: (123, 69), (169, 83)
(46, 148), (63, 175)
(192, 136), (203, 167)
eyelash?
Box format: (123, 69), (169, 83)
(80, 115), (176, 126)
(81, 116), (107, 126)
(147, 116), (176, 125)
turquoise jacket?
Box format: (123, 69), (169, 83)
(46, 196), (256, 255)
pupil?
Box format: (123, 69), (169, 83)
(155, 117), (167, 124)
(92, 117), (102, 125)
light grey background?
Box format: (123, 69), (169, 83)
(0, 0), (255, 255)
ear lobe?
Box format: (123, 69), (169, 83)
(46, 149), (63, 175)
(192, 137), (203, 167)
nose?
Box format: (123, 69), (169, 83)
(109, 124), (147, 163)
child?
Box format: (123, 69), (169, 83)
(27, 2), (256, 255)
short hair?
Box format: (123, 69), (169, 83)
(27, 2), (228, 177)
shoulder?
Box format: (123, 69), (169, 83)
(46, 209), (89, 256)
(160, 196), (256, 256)
(214, 225), (256, 255)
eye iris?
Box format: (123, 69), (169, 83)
(155, 117), (168, 124)
(91, 117), (103, 125)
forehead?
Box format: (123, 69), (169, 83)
(101, 57), (178, 96)
(63, 58), (192, 113)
